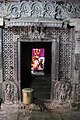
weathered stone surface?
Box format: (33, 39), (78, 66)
(1, 104), (80, 120)
(2, 81), (18, 104)
(0, 0), (80, 112)
(0, 1), (80, 20)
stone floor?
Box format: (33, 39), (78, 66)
(0, 82), (80, 120)
(0, 102), (80, 120)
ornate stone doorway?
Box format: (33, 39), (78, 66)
(2, 25), (75, 104)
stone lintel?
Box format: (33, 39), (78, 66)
(5, 18), (63, 28)
(5, 17), (80, 29)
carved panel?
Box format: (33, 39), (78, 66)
(59, 29), (73, 81)
(54, 81), (72, 102)
(31, 1), (43, 17)
(71, 83), (80, 101)
(44, 2), (56, 18)
(75, 54), (80, 70)
(3, 28), (14, 81)
(2, 80), (18, 104)
(20, 1), (31, 17)
(0, 1), (80, 19)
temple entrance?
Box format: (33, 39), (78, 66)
(20, 42), (52, 100)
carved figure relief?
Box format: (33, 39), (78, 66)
(0, 1), (80, 19)
(31, 1), (43, 17)
(0, 2), (11, 17)
(76, 84), (80, 100)
(59, 83), (66, 101)
(54, 81), (72, 102)
(11, 5), (19, 18)
(39, 26), (45, 39)
(55, 6), (63, 19)
(2, 81), (18, 104)
(74, 54), (80, 82)
(32, 26), (40, 39)
(27, 26), (45, 40)
(20, 2), (31, 17)
(74, 84), (80, 101)
(54, 81), (61, 100)
(75, 54), (80, 71)
(28, 26), (32, 38)
(5, 84), (12, 101)
(44, 3), (55, 18)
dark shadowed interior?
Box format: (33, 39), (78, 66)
(20, 42), (52, 100)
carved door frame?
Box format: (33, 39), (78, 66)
(17, 37), (60, 101)
(2, 25), (75, 102)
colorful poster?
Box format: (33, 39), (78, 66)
(31, 48), (45, 74)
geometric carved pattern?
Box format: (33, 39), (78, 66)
(3, 28), (14, 81)
(59, 29), (73, 81)
(3, 27), (74, 83)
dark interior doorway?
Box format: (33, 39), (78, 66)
(20, 42), (52, 100)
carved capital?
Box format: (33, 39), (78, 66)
(69, 18), (80, 31)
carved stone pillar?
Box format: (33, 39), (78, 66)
(2, 27), (19, 104)
(53, 27), (75, 103)
(0, 28), (3, 98)
(69, 19), (80, 109)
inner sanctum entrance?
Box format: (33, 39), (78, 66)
(20, 42), (52, 100)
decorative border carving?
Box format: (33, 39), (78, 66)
(0, 1), (80, 20)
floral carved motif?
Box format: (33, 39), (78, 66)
(0, 1), (80, 19)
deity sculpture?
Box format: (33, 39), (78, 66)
(4, 83), (14, 104)
(3, 81), (18, 104)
